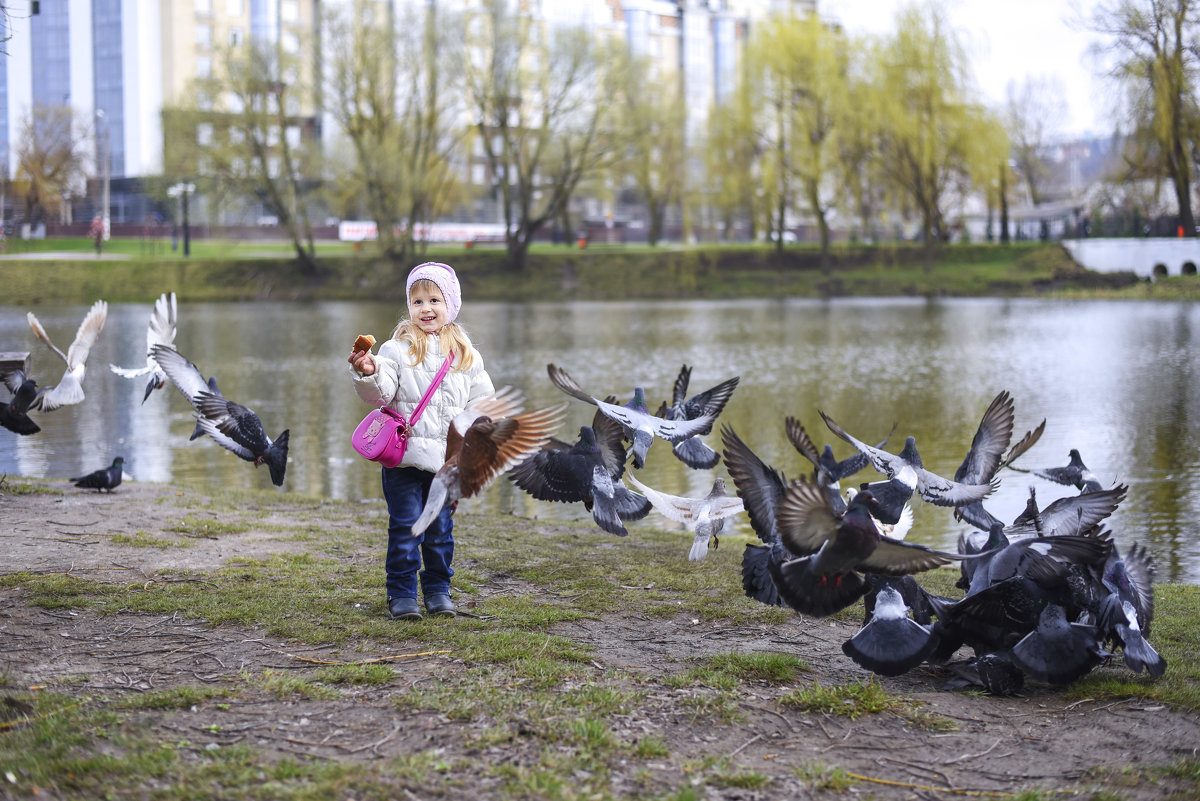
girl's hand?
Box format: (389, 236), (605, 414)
(348, 349), (376, 376)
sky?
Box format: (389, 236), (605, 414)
(819, 0), (1114, 139)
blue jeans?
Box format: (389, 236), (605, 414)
(381, 466), (454, 600)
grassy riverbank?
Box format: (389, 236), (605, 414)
(3, 239), (1178, 306)
(1, 478), (1198, 800)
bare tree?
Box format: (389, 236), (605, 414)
(1005, 75), (1068, 205)
(15, 103), (86, 226)
(323, 1), (465, 262)
(464, 0), (612, 270)
(1089, 0), (1200, 236)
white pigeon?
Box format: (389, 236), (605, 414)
(25, 299), (109, 411)
(110, 292), (178, 403)
(626, 474), (745, 560)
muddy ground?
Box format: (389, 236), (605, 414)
(2, 481), (1198, 800)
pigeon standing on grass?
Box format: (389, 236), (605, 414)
(152, 344), (290, 486)
(411, 389), (566, 536)
(25, 300), (108, 411)
(110, 292), (178, 402)
(71, 456), (125, 492)
(626, 474), (745, 560)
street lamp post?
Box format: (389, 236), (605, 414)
(95, 109), (110, 240)
(167, 182), (195, 257)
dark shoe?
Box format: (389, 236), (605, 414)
(424, 593), (456, 617)
(388, 597), (423, 620)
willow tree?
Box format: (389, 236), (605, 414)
(874, 1), (987, 269)
(1089, 0), (1200, 236)
(704, 83), (761, 242)
(15, 103), (86, 225)
(1004, 76), (1068, 206)
(464, 0), (612, 270)
(745, 12), (849, 268)
(323, 1), (465, 261)
(609, 49), (686, 246)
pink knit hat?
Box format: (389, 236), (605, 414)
(406, 262), (462, 323)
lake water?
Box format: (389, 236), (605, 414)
(4, 296), (1199, 583)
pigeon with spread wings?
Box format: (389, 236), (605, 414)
(411, 389), (566, 536)
(655, 364), (740, 469)
(626, 474), (744, 560)
(547, 363), (715, 469)
(0, 369), (41, 435)
(508, 406), (651, 536)
(24, 300), (108, 411)
(152, 343), (290, 486)
(110, 291), (178, 403)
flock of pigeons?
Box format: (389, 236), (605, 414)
(1, 295), (1166, 694)
(487, 368), (1165, 695)
(0, 293), (291, 489)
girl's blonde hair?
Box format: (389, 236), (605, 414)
(392, 278), (478, 371)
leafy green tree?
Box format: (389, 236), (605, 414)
(704, 86), (761, 242)
(610, 49), (686, 246)
(873, 1), (993, 268)
(1089, 0), (1199, 236)
(464, 0), (612, 270)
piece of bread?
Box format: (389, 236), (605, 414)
(353, 334), (376, 353)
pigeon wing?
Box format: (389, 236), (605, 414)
(546, 363), (600, 406)
(721, 424), (787, 544)
(64, 299), (108, 371)
(776, 477), (842, 556)
(856, 536), (969, 575)
(151, 344), (213, 410)
(197, 392), (271, 454)
(194, 416), (256, 460)
(26, 311), (68, 363)
(457, 403), (566, 498)
(626, 473), (698, 524)
(953, 390), (1015, 486)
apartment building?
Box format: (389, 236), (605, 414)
(0, 0), (813, 227)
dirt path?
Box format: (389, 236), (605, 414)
(2, 480), (1197, 799)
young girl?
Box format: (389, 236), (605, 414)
(348, 262), (494, 620)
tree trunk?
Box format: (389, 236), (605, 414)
(999, 163), (1010, 244)
(648, 202), (664, 247)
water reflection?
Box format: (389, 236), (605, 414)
(3, 297), (1199, 583)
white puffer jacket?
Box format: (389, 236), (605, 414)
(350, 335), (494, 474)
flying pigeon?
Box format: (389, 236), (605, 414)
(110, 291), (178, 402)
(0, 369), (41, 435)
(772, 478), (974, 617)
(626, 474), (745, 560)
(818, 409), (996, 519)
(785, 415), (886, 513)
(547, 364), (715, 469)
(954, 391), (1045, 531)
(411, 389), (567, 536)
(152, 344), (290, 486)
(654, 364), (740, 469)
(25, 299), (108, 411)
(1014, 448), (1105, 493)
(507, 407), (651, 536)
(71, 456), (125, 492)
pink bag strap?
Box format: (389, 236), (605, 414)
(408, 352), (455, 428)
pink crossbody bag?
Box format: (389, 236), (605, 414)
(352, 353), (454, 468)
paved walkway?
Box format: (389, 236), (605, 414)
(0, 251), (131, 260)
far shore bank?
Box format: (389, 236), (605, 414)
(6, 240), (1188, 306)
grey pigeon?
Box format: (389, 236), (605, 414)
(719, 424), (791, 606)
(1010, 603), (1107, 685)
(110, 291), (178, 402)
(655, 364), (740, 469)
(0, 369), (41, 435)
(152, 344), (289, 486)
(507, 407), (651, 536)
(25, 300), (108, 411)
(547, 364), (715, 469)
(818, 410), (996, 519)
(626, 474), (744, 560)
(1019, 448), (1105, 493)
(842, 583), (937, 676)
(71, 456), (124, 492)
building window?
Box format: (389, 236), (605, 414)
(281, 0), (299, 22)
(472, 164), (486, 185)
(196, 24), (212, 49)
(226, 0), (243, 16)
(229, 127), (245, 144)
(195, 0), (211, 14)
(229, 27), (243, 46)
(282, 31), (299, 53)
(196, 56), (212, 78)
(196, 122), (213, 146)
(286, 125), (301, 148)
